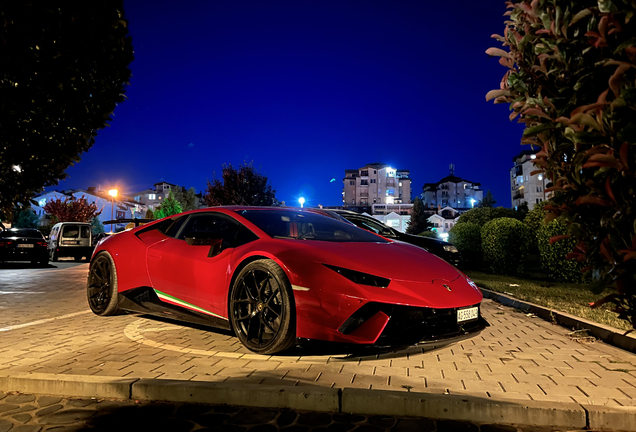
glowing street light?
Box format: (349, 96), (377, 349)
(470, 198), (476, 208)
(108, 189), (118, 233)
(298, 197), (305, 208)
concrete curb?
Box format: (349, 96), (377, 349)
(341, 388), (586, 428)
(4, 373), (636, 430)
(481, 288), (636, 354)
(131, 379), (340, 413)
(0, 373), (137, 399)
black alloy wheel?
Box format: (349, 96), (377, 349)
(87, 252), (121, 316)
(230, 259), (295, 354)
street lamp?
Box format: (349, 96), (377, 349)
(298, 197), (305, 208)
(108, 189), (118, 233)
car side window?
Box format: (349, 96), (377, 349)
(177, 213), (251, 249)
(162, 216), (188, 238)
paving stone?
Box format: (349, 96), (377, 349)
(296, 411), (332, 426)
(392, 418), (436, 432)
(37, 409), (96, 425)
(276, 409), (297, 427)
(195, 412), (232, 427)
(5, 394), (36, 404)
(65, 398), (96, 408)
(36, 396), (62, 408)
(0, 395), (5, 402)
(11, 413), (32, 423)
(0, 419), (11, 432)
(0, 405), (36, 417)
(35, 404), (63, 417)
(436, 419), (480, 432)
(11, 426), (42, 432)
(175, 403), (212, 419)
(249, 425), (278, 432)
(326, 423), (356, 432)
(228, 408), (277, 425)
(0, 405), (19, 414)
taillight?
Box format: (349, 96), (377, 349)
(36, 241), (47, 247)
(0, 241), (5, 247)
(0, 241), (11, 247)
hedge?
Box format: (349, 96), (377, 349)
(481, 217), (530, 275)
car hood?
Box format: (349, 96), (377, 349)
(285, 240), (461, 283)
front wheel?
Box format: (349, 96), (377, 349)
(229, 259), (296, 354)
(87, 252), (121, 316)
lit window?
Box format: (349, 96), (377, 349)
(531, 154), (536, 159)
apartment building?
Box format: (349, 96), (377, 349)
(511, 148), (547, 210)
(343, 163), (411, 212)
(422, 169), (483, 209)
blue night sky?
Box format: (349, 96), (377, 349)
(49, 0), (526, 208)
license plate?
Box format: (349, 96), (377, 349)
(17, 243), (34, 248)
(61, 240), (79, 245)
(457, 307), (478, 322)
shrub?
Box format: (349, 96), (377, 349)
(13, 209), (39, 228)
(523, 201), (548, 251)
(456, 206), (524, 228)
(538, 220), (584, 283)
(481, 217), (530, 275)
(449, 222), (482, 267)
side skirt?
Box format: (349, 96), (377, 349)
(118, 287), (231, 331)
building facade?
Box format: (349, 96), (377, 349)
(422, 173), (483, 209)
(510, 149), (547, 210)
(343, 163), (411, 213)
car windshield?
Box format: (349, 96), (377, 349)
(235, 209), (389, 243)
(0, 229), (43, 239)
(62, 225), (81, 238)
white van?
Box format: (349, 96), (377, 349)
(48, 222), (93, 261)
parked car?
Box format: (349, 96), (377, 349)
(87, 207), (487, 354)
(0, 228), (49, 265)
(48, 222), (93, 261)
(306, 209), (461, 267)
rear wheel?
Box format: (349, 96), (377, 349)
(229, 259), (296, 354)
(87, 252), (121, 316)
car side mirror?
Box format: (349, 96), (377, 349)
(185, 237), (223, 257)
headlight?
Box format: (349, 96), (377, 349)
(323, 264), (390, 288)
(443, 245), (458, 253)
(465, 276), (480, 292)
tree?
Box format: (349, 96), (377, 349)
(204, 163), (276, 207)
(43, 196), (102, 222)
(406, 197), (434, 235)
(487, 0), (636, 327)
(91, 217), (105, 235)
(154, 190), (183, 219)
(13, 209), (40, 229)
(477, 190), (496, 208)
(0, 3), (134, 220)
(145, 208), (155, 219)
(172, 186), (198, 211)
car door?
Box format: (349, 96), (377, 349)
(146, 212), (245, 319)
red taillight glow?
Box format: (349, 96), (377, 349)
(36, 241), (47, 247)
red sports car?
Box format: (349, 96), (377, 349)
(87, 207), (487, 354)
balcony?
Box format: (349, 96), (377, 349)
(360, 192), (369, 198)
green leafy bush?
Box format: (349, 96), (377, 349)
(13, 209), (39, 228)
(91, 217), (105, 235)
(481, 217), (530, 275)
(523, 201), (548, 251)
(449, 222), (482, 267)
(456, 207), (525, 227)
(487, 0), (636, 327)
(538, 220), (584, 282)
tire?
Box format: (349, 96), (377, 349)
(229, 259), (296, 354)
(87, 251), (121, 316)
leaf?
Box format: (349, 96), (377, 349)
(569, 8), (592, 27)
(575, 195), (613, 206)
(550, 234), (571, 244)
(485, 47), (512, 59)
(609, 64), (631, 98)
(523, 123), (555, 137)
(569, 112), (602, 131)
(522, 108), (553, 120)
(620, 142), (629, 168)
(486, 89), (510, 101)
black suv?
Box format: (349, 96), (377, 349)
(308, 209), (461, 267)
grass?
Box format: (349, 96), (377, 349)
(463, 255), (632, 332)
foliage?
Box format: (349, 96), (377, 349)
(145, 208), (155, 219)
(0, 3), (133, 220)
(481, 217), (531, 275)
(449, 222), (483, 266)
(538, 219), (584, 282)
(91, 217), (105, 235)
(478, 190), (497, 207)
(487, 0), (636, 327)
(456, 206), (524, 227)
(523, 201), (549, 250)
(204, 163), (276, 207)
(38, 223), (53, 238)
(13, 209), (40, 228)
(406, 197), (434, 234)
(418, 230), (439, 238)
(171, 186), (198, 211)
(154, 190), (183, 219)
(42, 195), (102, 222)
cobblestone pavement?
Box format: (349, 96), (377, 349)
(0, 390), (607, 432)
(1, 265), (636, 408)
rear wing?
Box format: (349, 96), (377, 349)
(102, 218), (154, 228)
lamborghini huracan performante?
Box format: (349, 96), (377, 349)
(87, 207), (488, 354)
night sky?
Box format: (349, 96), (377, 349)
(47, 0), (527, 208)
